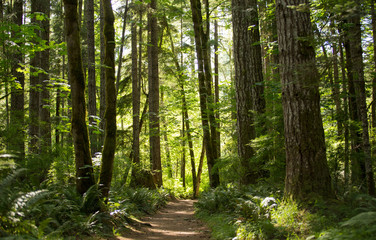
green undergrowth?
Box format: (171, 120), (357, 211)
(0, 169), (170, 239)
(195, 184), (376, 240)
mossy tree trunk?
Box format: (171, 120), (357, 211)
(190, 0), (219, 188)
(99, 0), (117, 201)
(64, 0), (96, 195)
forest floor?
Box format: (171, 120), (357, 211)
(118, 199), (212, 240)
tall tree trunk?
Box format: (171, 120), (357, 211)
(371, 0), (376, 185)
(99, 0), (106, 147)
(190, 0), (219, 188)
(195, 140), (205, 197)
(339, 37), (350, 187)
(85, 0), (97, 154)
(64, 0), (96, 195)
(116, 0), (129, 92)
(131, 11), (141, 183)
(181, 112), (186, 188)
(276, 0), (334, 200)
(99, 0), (117, 201)
(343, 26), (365, 189)
(148, 0), (162, 187)
(232, 0), (264, 184)
(161, 90), (173, 178)
(347, 0), (375, 195)
(29, 0), (41, 154)
(214, 17), (220, 158)
(39, 0), (51, 154)
(9, 0), (25, 161)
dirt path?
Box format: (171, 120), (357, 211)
(119, 199), (211, 240)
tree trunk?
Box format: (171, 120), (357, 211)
(39, 0), (51, 154)
(195, 140), (205, 197)
(214, 18), (220, 158)
(339, 37), (350, 187)
(85, 0), (97, 154)
(99, 0), (106, 147)
(190, 0), (219, 188)
(148, 0), (162, 187)
(181, 111), (186, 188)
(99, 0), (117, 201)
(347, 1), (375, 195)
(131, 11), (141, 183)
(64, 0), (96, 195)
(29, 0), (41, 154)
(371, 0), (376, 190)
(116, 0), (129, 93)
(232, 0), (264, 184)
(343, 27), (365, 189)
(9, 0), (25, 161)
(161, 90), (173, 178)
(276, 0), (334, 200)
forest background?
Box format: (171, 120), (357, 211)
(2, 0), (376, 239)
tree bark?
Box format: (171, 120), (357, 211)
(29, 0), (41, 154)
(214, 18), (220, 158)
(39, 0), (51, 154)
(276, 0), (334, 200)
(9, 0), (25, 161)
(99, 0), (106, 147)
(232, 0), (264, 184)
(148, 0), (162, 187)
(131, 10), (141, 182)
(116, 0), (129, 93)
(99, 0), (117, 201)
(85, 0), (97, 154)
(190, 0), (219, 188)
(347, 0), (375, 195)
(64, 0), (96, 195)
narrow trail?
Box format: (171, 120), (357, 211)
(119, 199), (211, 240)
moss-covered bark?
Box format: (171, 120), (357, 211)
(64, 0), (95, 195)
(99, 0), (117, 201)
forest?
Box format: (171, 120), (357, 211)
(1, 0), (376, 239)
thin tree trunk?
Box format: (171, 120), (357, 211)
(39, 0), (51, 154)
(161, 90), (173, 178)
(64, 0), (96, 195)
(190, 0), (219, 188)
(181, 112), (186, 188)
(195, 140), (205, 197)
(371, 0), (376, 179)
(29, 0), (41, 154)
(339, 37), (350, 187)
(9, 0), (25, 161)
(86, 0), (97, 154)
(99, 0), (117, 201)
(214, 18), (220, 158)
(99, 0), (106, 147)
(131, 11), (141, 182)
(148, 0), (162, 187)
(116, 0), (129, 93)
